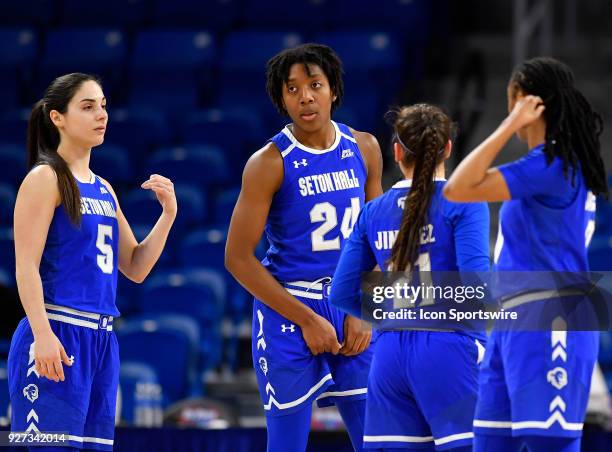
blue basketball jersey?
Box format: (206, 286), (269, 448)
(495, 144), (596, 272)
(40, 173), (119, 316)
(330, 180), (490, 339)
(361, 180), (490, 272)
(262, 121), (367, 282)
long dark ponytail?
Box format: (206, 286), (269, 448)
(27, 73), (101, 225)
(388, 104), (453, 271)
(510, 57), (607, 198)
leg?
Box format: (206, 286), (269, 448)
(409, 333), (480, 450)
(362, 333), (434, 451)
(473, 434), (523, 452)
(265, 403), (312, 452)
(336, 398), (366, 452)
(82, 331), (119, 451)
(523, 435), (581, 452)
(9, 321), (90, 449)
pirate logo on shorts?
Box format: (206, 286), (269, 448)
(259, 357), (268, 375)
(23, 384), (39, 403)
(547, 367), (568, 390)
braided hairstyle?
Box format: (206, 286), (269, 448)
(388, 104), (453, 271)
(510, 57), (607, 197)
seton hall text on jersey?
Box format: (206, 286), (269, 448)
(298, 169), (360, 197)
(80, 197), (117, 218)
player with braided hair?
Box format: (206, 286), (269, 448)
(444, 57), (607, 451)
(330, 104), (490, 451)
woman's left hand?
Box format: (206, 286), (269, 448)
(141, 174), (177, 217)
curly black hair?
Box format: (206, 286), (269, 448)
(266, 43), (344, 116)
(510, 57), (608, 198)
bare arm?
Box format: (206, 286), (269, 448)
(14, 165), (72, 382)
(444, 95), (545, 203)
(225, 144), (341, 355)
(100, 174), (177, 283)
(353, 129), (384, 201)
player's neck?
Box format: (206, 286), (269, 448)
(400, 162), (446, 180)
(289, 121), (335, 150)
(526, 120), (546, 150)
(57, 141), (92, 182)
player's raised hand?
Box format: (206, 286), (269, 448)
(34, 330), (73, 383)
(339, 315), (372, 356)
(300, 313), (342, 356)
(141, 174), (177, 217)
(507, 95), (545, 131)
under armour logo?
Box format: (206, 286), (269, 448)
(293, 159), (308, 168)
(23, 384), (39, 403)
(547, 367), (568, 390)
(341, 149), (354, 159)
(281, 324), (296, 333)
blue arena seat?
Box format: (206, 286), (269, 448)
(116, 314), (201, 407)
(314, 31), (400, 119)
(39, 28), (126, 96)
(0, 0), (55, 27)
(588, 236), (612, 271)
(241, 0), (330, 30)
(0, 184), (16, 227)
(103, 108), (171, 170)
(139, 268), (228, 370)
(0, 229), (15, 286)
(129, 30), (216, 113)
(90, 144), (131, 186)
(315, 31), (402, 73)
(218, 32), (303, 119)
(0, 110), (30, 147)
(0, 360), (9, 426)
(0, 28), (38, 107)
(0, 143), (26, 187)
(179, 228), (227, 269)
(151, 0), (239, 30)
(179, 108), (264, 164)
(58, 0), (150, 26)
(213, 187), (240, 226)
(595, 200), (612, 235)
(145, 146), (230, 190)
(119, 361), (160, 425)
(139, 269), (225, 324)
(599, 332), (612, 369)
(332, 0), (431, 40)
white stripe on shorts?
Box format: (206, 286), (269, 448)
(317, 388), (367, 399)
(474, 412), (584, 431)
(285, 288), (323, 300)
(263, 373), (333, 411)
(68, 435), (114, 445)
(363, 434), (434, 443)
(434, 432), (474, 446)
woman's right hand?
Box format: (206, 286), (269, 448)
(34, 330), (73, 382)
(300, 313), (342, 356)
(507, 95), (546, 131)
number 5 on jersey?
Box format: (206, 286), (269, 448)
(310, 197), (360, 251)
(96, 224), (114, 274)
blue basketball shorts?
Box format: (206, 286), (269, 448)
(474, 328), (598, 438)
(252, 279), (374, 417)
(363, 331), (485, 450)
(8, 303), (119, 450)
